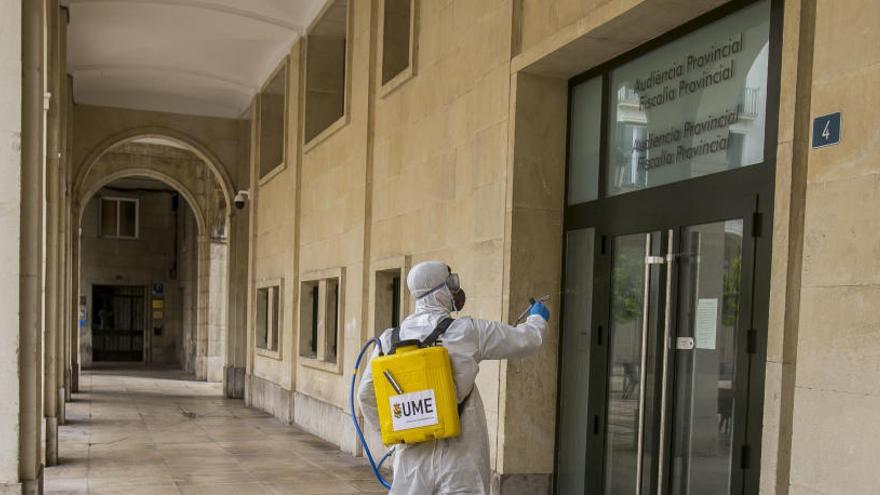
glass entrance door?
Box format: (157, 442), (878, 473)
(601, 218), (748, 495)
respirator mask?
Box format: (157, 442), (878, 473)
(420, 268), (466, 312)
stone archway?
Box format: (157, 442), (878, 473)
(73, 138), (232, 383)
(73, 127), (236, 209)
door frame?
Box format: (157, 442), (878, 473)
(90, 283), (149, 363)
(554, 0), (784, 492)
(588, 198), (758, 495)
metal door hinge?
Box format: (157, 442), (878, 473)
(676, 337), (695, 350)
(741, 444), (751, 469)
(752, 212), (763, 238)
(43, 92), (52, 111)
(645, 255), (666, 265)
(747, 329), (757, 354)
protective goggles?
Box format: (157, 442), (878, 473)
(418, 272), (461, 299)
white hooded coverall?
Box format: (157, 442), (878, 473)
(357, 262), (547, 494)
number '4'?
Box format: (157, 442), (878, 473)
(822, 120), (832, 141)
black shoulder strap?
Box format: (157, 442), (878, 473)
(390, 327), (401, 347)
(420, 317), (455, 348)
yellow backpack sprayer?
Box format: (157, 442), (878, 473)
(349, 318), (460, 490)
(350, 295), (551, 489)
(370, 318), (461, 445)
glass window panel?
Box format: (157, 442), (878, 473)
(305, 0), (348, 142)
(555, 228), (595, 494)
(670, 219), (743, 494)
(299, 282), (319, 358)
(567, 77), (602, 204)
(256, 288), (269, 349)
(119, 200), (137, 238)
(100, 199), (117, 237)
(604, 233), (649, 495)
(270, 287), (280, 351)
(325, 279), (339, 363)
(259, 67), (286, 177)
(607, 0), (770, 196)
(310, 285), (319, 356)
(382, 0), (411, 84)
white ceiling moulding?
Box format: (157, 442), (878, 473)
(66, 0), (324, 119)
(70, 64), (255, 91)
(66, 0), (305, 31)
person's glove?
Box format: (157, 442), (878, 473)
(529, 300), (550, 322)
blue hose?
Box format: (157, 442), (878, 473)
(350, 338), (393, 490)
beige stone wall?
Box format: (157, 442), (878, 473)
(239, 0), (880, 491)
(293, 0), (370, 427)
(243, 0), (777, 482)
(0, 0), (22, 486)
(71, 105), (241, 197)
(369, 0), (515, 466)
(786, 1), (880, 493)
(251, 163), (296, 390)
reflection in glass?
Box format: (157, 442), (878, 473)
(604, 234), (649, 495)
(120, 200), (137, 237)
(568, 77), (603, 204)
(556, 229), (596, 494)
(670, 220), (743, 494)
(607, 0), (771, 196)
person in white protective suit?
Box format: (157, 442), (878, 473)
(357, 260), (550, 494)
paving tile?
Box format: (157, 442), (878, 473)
(45, 369), (382, 495)
(177, 482), (270, 495)
(264, 480), (361, 495)
(44, 477), (88, 494)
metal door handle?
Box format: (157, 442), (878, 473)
(635, 234), (652, 495)
(657, 230), (675, 494)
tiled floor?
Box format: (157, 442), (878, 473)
(45, 367), (387, 494)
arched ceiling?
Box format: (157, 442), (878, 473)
(66, 0), (325, 119)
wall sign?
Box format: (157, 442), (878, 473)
(605, 0), (771, 196)
(812, 112), (841, 149)
(389, 389), (439, 431)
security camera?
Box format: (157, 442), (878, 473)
(234, 190), (250, 210)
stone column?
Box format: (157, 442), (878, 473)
(195, 235), (210, 380)
(55, 5), (69, 423)
(69, 208), (81, 394)
(0, 0), (24, 491)
(20, 0), (47, 490)
(224, 208), (248, 398)
(42, 0), (61, 467)
(206, 239), (227, 383)
(494, 72), (568, 494)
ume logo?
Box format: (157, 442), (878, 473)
(389, 389), (440, 431)
(398, 396), (434, 417)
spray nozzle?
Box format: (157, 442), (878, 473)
(513, 294), (551, 325)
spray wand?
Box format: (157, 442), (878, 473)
(513, 294), (551, 325)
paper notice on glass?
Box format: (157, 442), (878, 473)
(695, 298), (719, 350)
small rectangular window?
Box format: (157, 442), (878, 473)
(270, 286), (280, 350)
(259, 62), (287, 178)
(298, 270), (344, 367)
(374, 267), (405, 336)
(256, 288), (269, 349)
(255, 283), (281, 352)
(304, 0), (349, 143)
(567, 77), (602, 204)
(299, 281), (319, 359)
(99, 197), (138, 239)
(325, 278), (339, 363)
(380, 0), (414, 85)
(100, 199), (117, 236)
